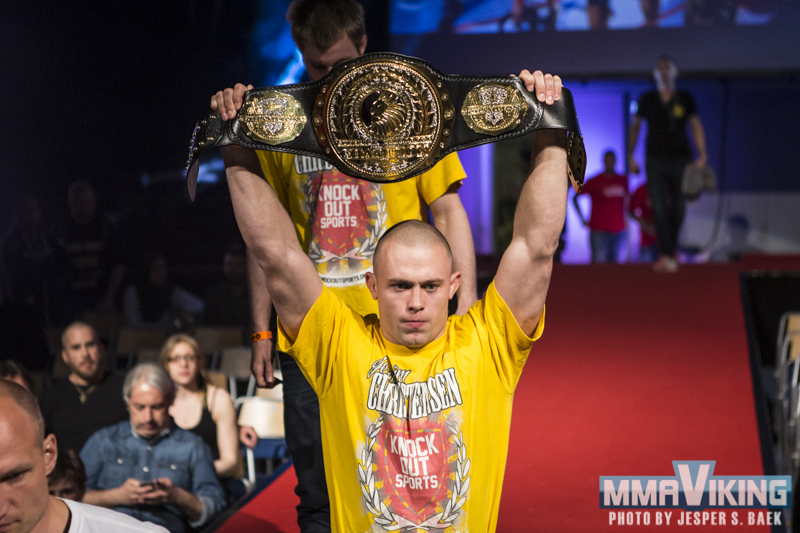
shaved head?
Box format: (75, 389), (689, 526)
(373, 220), (453, 277)
(0, 381), (61, 533)
(366, 220), (460, 347)
(0, 380), (44, 447)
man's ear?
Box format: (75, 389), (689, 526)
(358, 34), (367, 55)
(43, 433), (58, 476)
(449, 271), (461, 300)
(365, 271), (378, 300)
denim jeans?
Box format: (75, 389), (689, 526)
(645, 156), (692, 257)
(639, 244), (659, 263)
(278, 352), (331, 533)
(590, 230), (625, 263)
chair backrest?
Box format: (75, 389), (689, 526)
(789, 333), (800, 363)
(80, 311), (124, 341)
(206, 371), (229, 391)
(136, 349), (162, 365)
(50, 354), (71, 379)
(115, 329), (167, 356)
(237, 398), (284, 438)
(778, 312), (800, 352)
(254, 369), (284, 401)
(194, 327), (245, 356)
(218, 347), (253, 379)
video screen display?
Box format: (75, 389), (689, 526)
(392, 0), (784, 34)
(390, 0), (800, 76)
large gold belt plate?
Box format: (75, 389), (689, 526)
(313, 57), (455, 182)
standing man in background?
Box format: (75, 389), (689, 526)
(628, 57), (708, 272)
(210, 1), (478, 530)
(572, 150), (628, 263)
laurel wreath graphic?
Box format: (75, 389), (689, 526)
(307, 184), (387, 264)
(359, 414), (471, 531)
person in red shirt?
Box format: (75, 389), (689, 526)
(573, 151), (628, 263)
(629, 183), (658, 262)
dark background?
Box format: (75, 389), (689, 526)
(1, 0), (798, 264)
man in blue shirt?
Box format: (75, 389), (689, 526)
(80, 363), (226, 533)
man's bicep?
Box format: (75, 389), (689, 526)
(494, 238), (551, 335)
(263, 249), (323, 341)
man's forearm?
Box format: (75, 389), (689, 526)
(247, 246), (273, 331)
(627, 118), (641, 158)
(518, 130), (570, 256)
(172, 487), (204, 523)
(222, 146), (321, 339)
(431, 191), (478, 313)
(689, 116), (707, 162)
(83, 489), (122, 508)
(494, 129), (568, 334)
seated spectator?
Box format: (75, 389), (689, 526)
(629, 183), (658, 263)
(81, 363), (226, 533)
(0, 359), (33, 391)
(160, 334), (247, 478)
(0, 380), (168, 532)
(710, 214), (762, 262)
(1, 195), (66, 323)
(572, 150), (629, 263)
(58, 179), (126, 320)
(48, 449), (87, 501)
(38, 322), (128, 452)
(203, 243), (251, 331)
(122, 251), (204, 331)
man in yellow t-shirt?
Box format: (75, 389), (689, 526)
(211, 2), (476, 530)
(217, 61), (566, 531)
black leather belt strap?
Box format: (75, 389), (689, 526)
(185, 52), (585, 200)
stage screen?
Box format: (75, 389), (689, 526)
(390, 0), (800, 76)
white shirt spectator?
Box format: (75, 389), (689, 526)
(62, 499), (169, 533)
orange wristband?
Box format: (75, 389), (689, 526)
(251, 331), (272, 342)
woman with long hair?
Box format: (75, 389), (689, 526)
(160, 334), (240, 478)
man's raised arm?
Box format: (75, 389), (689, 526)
(494, 70), (568, 336)
(222, 145), (322, 341)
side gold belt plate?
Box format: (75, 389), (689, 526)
(239, 91), (307, 145)
(314, 57), (455, 182)
(462, 82), (528, 136)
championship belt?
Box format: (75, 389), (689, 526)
(185, 52), (585, 200)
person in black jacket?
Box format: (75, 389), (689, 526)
(628, 57), (708, 272)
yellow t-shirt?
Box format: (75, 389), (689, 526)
(278, 283), (544, 533)
(257, 152), (466, 316)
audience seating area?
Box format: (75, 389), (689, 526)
(34, 320), (290, 495)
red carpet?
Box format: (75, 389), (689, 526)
(216, 264), (770, 532)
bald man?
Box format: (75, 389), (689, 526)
(0, 380), (167, 533)
(222, 69), (567, 532)
(39, 322), (128, 453)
